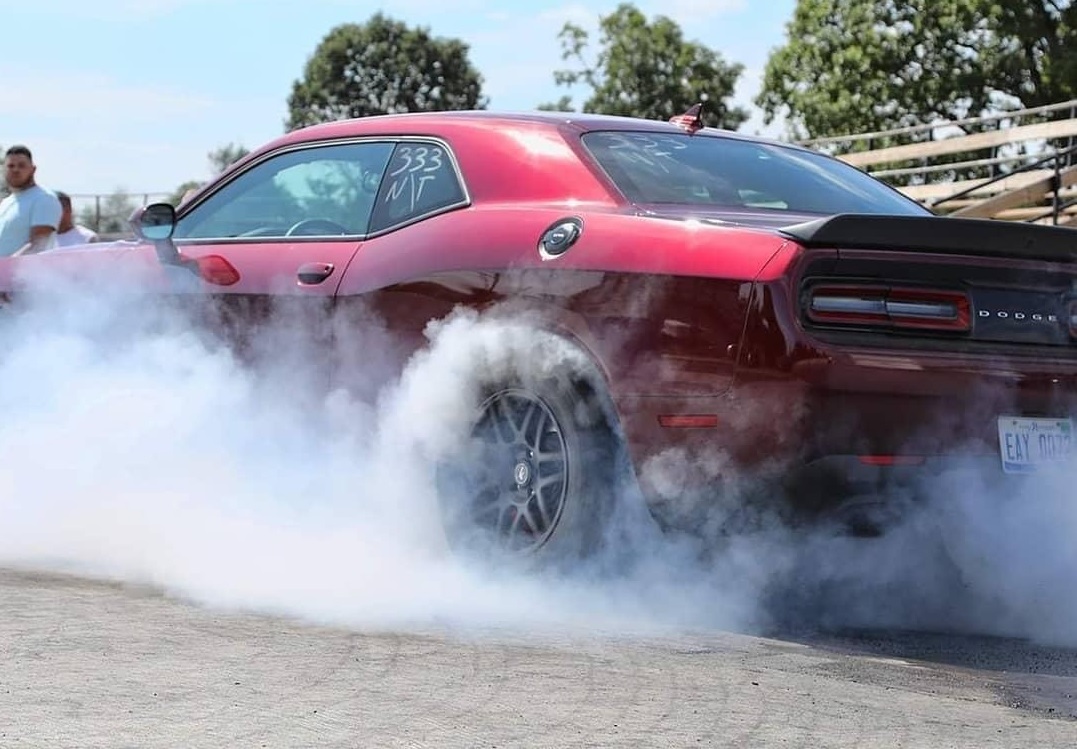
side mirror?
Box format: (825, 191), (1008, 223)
(126, 202), (239, 287)
(130, 202), (176, 241)
(129, 202), (181, 266)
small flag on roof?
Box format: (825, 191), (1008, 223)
(669, 103), (705, 134)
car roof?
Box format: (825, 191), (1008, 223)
(271, 109), (809, 154)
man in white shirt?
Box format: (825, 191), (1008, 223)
(0, 145), (62, 256)
(54, 191), (100, 247)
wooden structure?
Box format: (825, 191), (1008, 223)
(798, 100), (1077, 226)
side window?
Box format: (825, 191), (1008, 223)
(369, 142), (466, 233)
(174, 141), (395, 240)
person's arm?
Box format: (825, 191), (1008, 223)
(11, 192), (62, 256)
(11, 225), (56, 256)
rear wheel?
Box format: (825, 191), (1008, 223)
(437, 363), (622, 568)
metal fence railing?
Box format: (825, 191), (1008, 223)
(67, 192), (173, 236)
(793, 99), (1077, 225)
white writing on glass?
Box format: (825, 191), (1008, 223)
(604, 133), (687, 173)
(385, 145), (444, 211)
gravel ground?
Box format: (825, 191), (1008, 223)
(1, 568), (1075, 748)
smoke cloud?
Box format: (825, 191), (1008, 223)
(0, 263), (1074, 646)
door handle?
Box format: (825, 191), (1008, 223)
(297, 262), (335, 285)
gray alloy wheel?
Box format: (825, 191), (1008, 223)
(463, 388), (570, 554)
(438, 365), (623, 566)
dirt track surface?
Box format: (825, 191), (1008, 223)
(2, 569), (1076, 748)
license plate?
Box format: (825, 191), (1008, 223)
(997, 416), (1073, 473)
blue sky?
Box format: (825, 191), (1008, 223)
(2, 0), (796, 205)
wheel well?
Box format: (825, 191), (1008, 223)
(540, 331), (625, 434)
(543, 335), (638, 488)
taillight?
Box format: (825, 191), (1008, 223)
(806, 284), (971, 332)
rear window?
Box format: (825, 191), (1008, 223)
(581, 131), (927, 216)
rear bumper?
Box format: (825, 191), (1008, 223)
(735, 345), (1077, 483)
(779, 453), (1025, 511)
(615, 347), (1077, 529)
(785, 348), (1077, 454)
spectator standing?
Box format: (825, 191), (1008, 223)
(0, 145), (62, 256)
(54, 191), (100, 247)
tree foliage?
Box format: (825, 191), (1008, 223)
(286, 13), (488, 131)
(541, 3), (748, 129)
(757, 0), (1077, 142)
(167, 143), (251, 207)
(167, 180), (203, 208)
(208, 143), (250, 174)
(78, 189), (137, 235)
(990, 1), (1077, 107)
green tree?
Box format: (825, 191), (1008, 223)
(541, 3), (748, 129)
(286, 13), (487, 130)
(167, 180), (203, 207)
(167, 143), (251, 206)
(79, 189), (137, 235)
(208, 143), (250, 174)
(757, 0), (1077, 142)
(989, 1), (1077, 108)
(537, 96), (574, 113)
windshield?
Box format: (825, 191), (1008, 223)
(581, 131), (927, 217)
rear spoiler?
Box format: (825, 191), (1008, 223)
(779, 214), (1077, 263)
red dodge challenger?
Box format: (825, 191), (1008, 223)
(10, 109), (1077, 560)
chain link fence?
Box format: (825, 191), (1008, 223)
(67, 191), (173, 241)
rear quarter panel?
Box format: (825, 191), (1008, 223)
(335, 205), (789, 400)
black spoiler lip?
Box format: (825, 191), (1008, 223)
(779, 213), (1077, 263)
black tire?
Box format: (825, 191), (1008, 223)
(436, 353), (623, 569)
